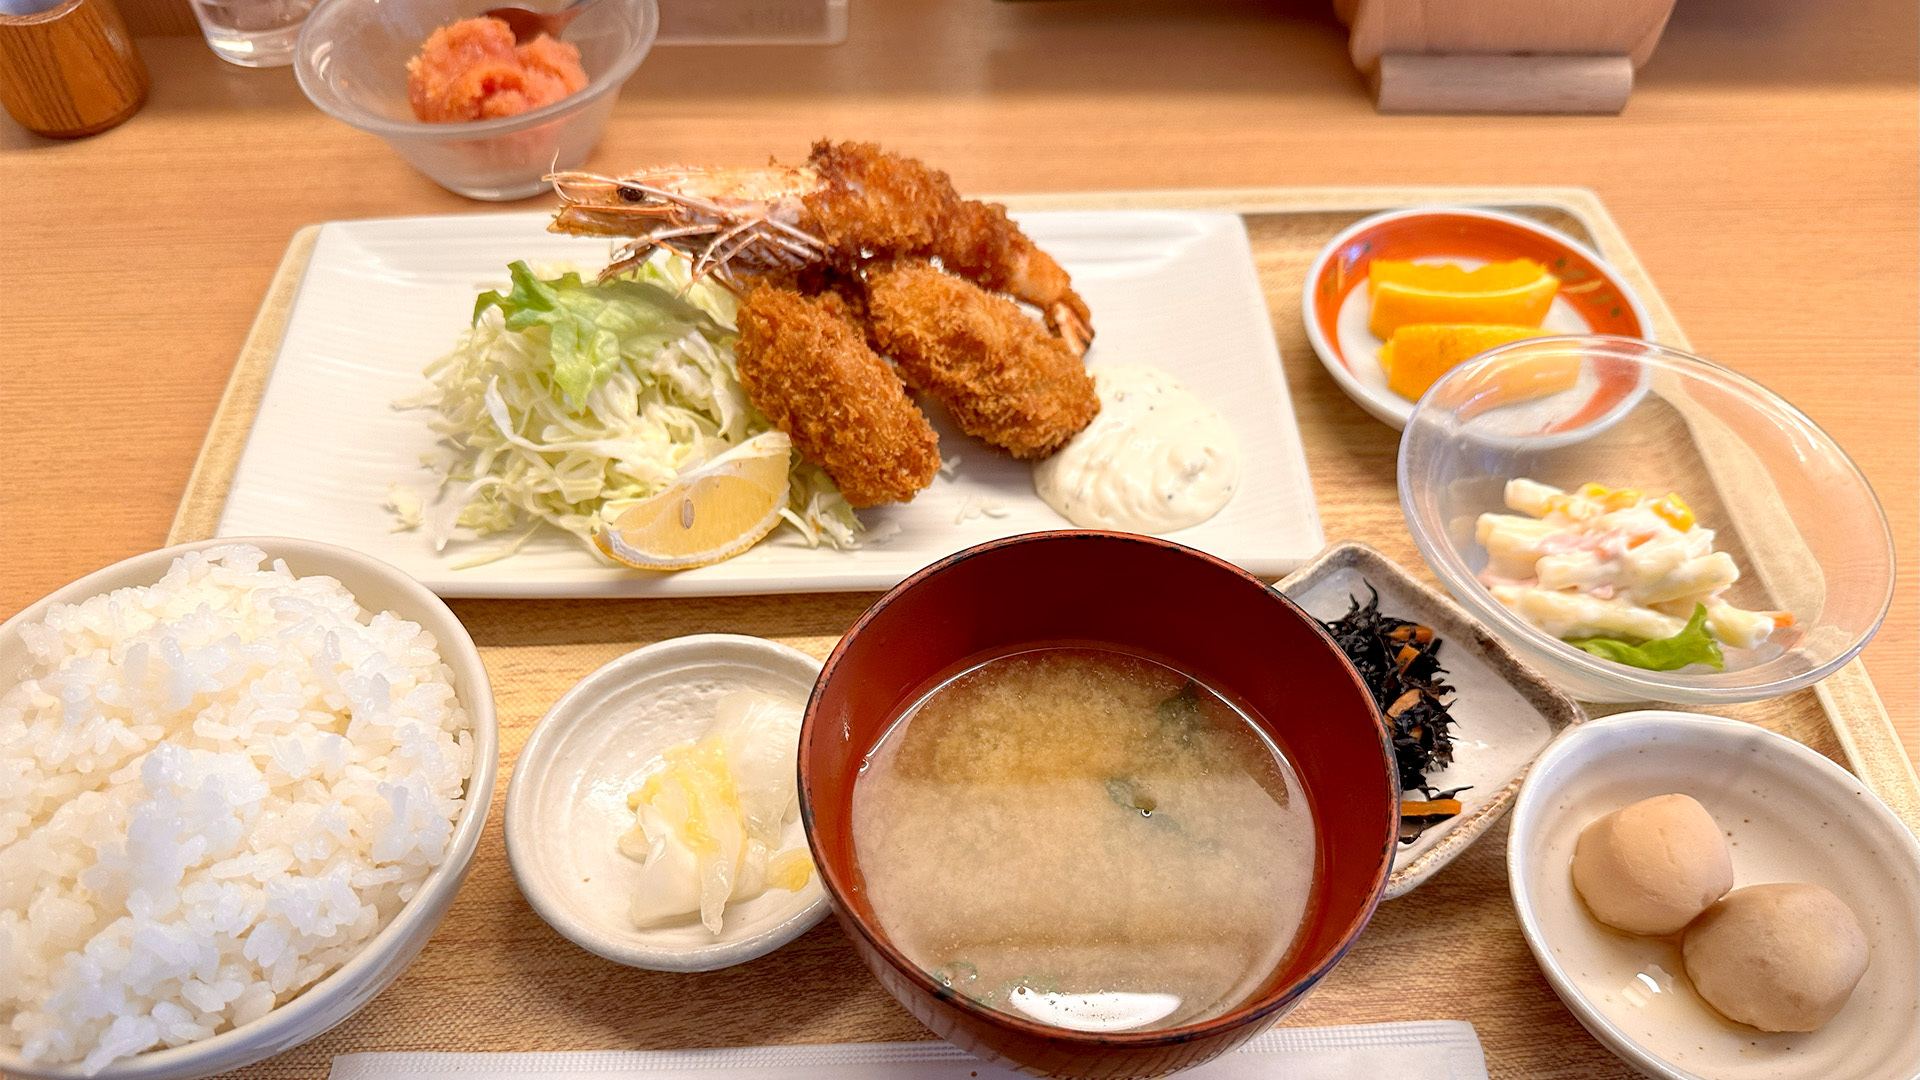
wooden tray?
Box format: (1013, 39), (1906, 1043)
(169, 188), (1918, 1080)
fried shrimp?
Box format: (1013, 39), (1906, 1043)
(801, 142), (1093, 354)
(734, 286), (942, 507)
(547, 140), (1093, 354)
(866, 261), (1100, 460)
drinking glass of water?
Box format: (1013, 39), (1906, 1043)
(188, 0), (317, 67)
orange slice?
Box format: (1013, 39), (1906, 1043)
(1379, 324), (1557, 400)
(1367, 259), (1560, 338)
(594, 432), (792, 571)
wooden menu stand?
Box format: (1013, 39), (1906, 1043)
(1335, 0), (1677, 114)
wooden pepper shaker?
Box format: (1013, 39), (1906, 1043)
(0, 0), (148, 138)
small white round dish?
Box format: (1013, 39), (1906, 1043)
(1301, 206), (1654, 429)
(505, 633), (828, 972)
(0, 537), (497, 1080)
(1508, 711), (1920, 1080)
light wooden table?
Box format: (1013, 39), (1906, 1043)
(1, 0), (1914, 1076)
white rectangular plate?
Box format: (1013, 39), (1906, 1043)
(217, 210), (1324, 597)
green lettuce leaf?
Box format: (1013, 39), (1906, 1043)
(473, 260), (729, 410)
(1568, 604), (1725, 671)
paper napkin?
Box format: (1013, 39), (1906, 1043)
(330, 1020), (1487, 1080)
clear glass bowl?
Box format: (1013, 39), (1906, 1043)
(294, 0), (656, 200)
(1399, 336), (1894, 703)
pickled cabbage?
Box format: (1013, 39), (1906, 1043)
(619, 692), (813, 933)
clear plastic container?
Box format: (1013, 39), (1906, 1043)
(294, 0), (656, 200)
(1398, 336), (1894, 703)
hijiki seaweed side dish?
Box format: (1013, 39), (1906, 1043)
(1321, 585), (1467, 843)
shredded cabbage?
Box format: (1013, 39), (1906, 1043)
(395, 257), (863, 564)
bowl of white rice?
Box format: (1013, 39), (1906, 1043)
(0, 539), (496, 1080)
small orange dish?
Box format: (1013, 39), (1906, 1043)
(1301, 207), (1653, 429)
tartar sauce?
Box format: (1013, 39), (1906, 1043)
(1033, 364), (1240, 534)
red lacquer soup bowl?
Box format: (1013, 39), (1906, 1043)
(798, 532), (1399, 1080)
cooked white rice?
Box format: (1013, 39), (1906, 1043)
(0, 545), (473, 1073)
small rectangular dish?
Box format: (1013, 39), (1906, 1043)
(1279, 540), (1586, 898)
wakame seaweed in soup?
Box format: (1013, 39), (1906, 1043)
(848, 648), (1317, 1033)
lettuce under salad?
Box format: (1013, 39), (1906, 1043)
(393, 257), (863, 565)
(1568, 604), (1725, 672)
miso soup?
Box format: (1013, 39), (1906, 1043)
(849, 647), (1318, 1033)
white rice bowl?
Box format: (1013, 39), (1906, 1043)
(0, 543), (485, 1075)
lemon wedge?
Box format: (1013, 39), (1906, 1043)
(594, 431), (792, 571)
(1368, 259), (1560, 338)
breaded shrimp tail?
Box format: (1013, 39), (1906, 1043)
(735, 285), (942, 507)
(802, 141), (1094, 355)
(866, 261), (1100, 460)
